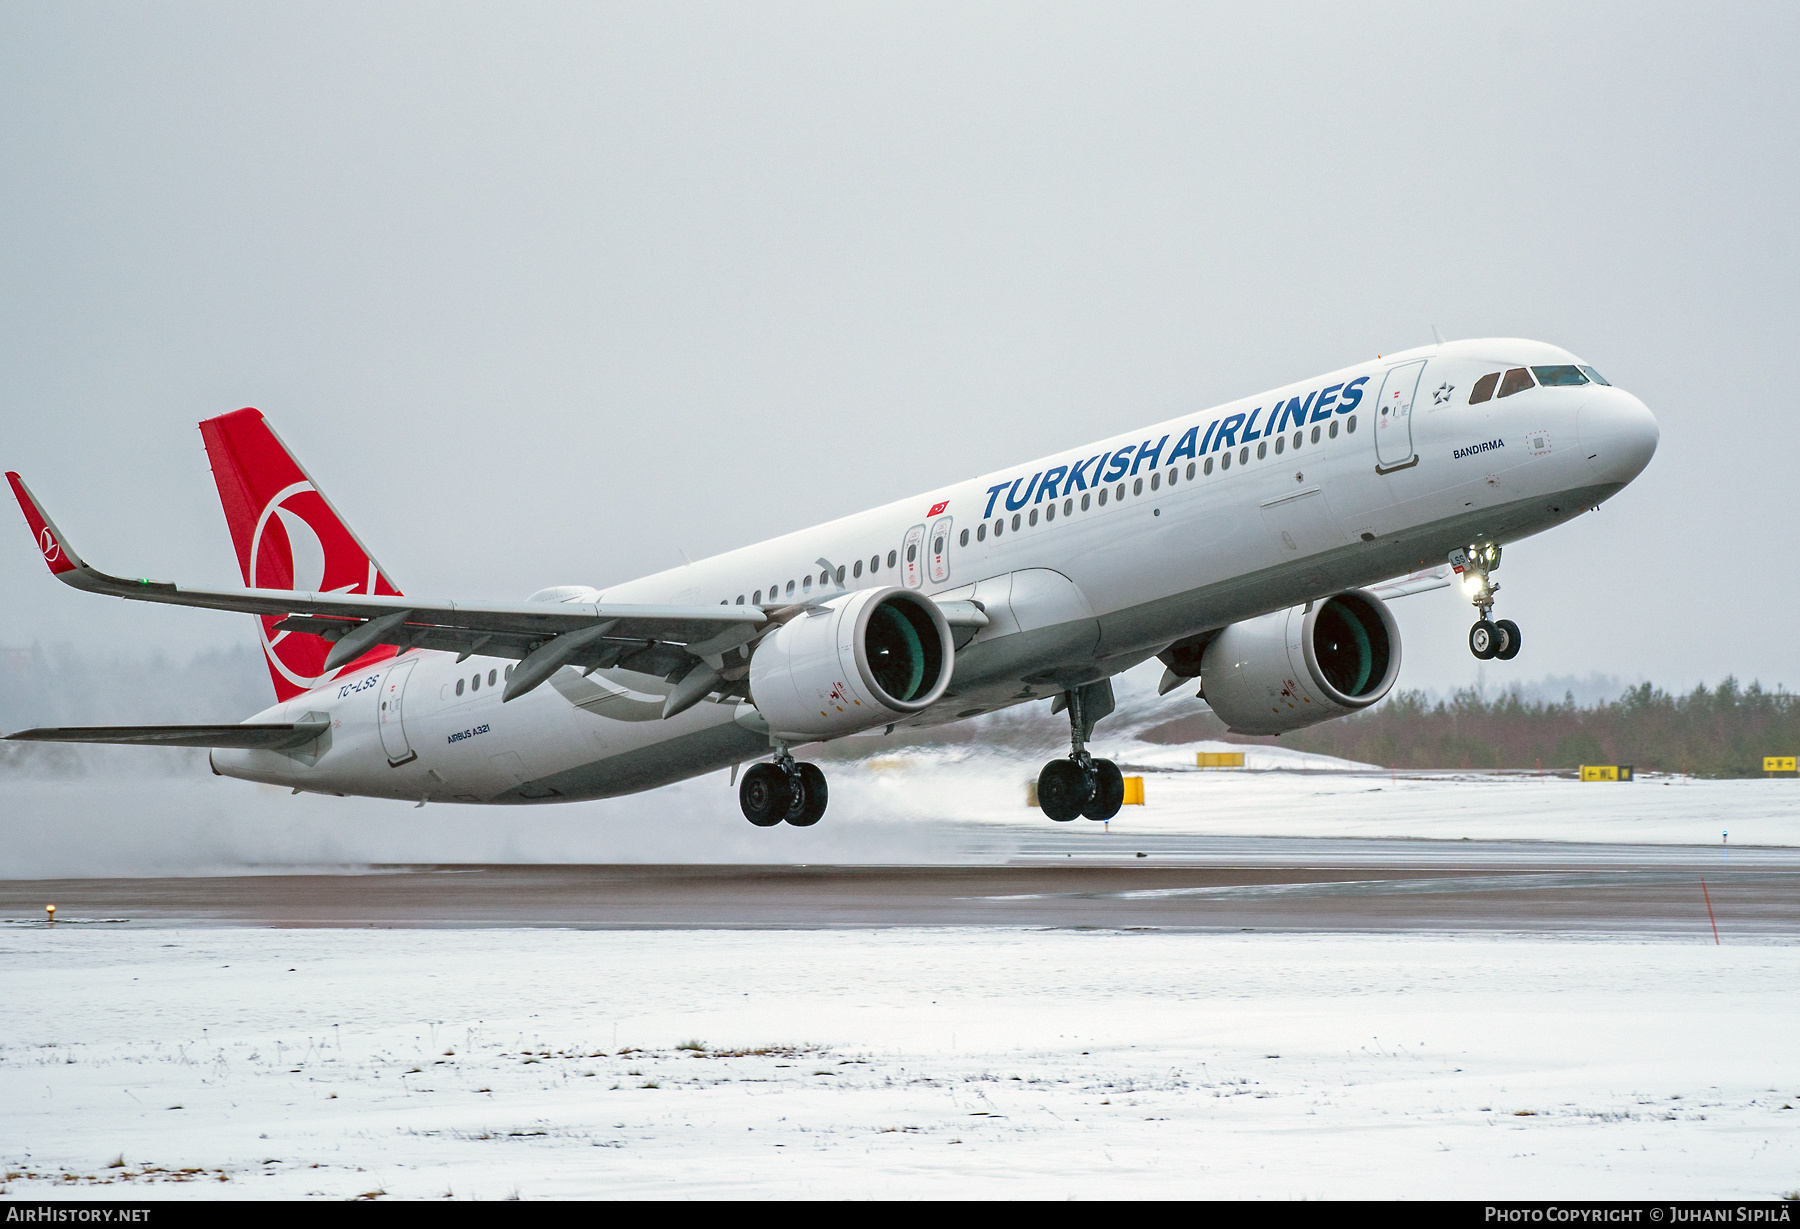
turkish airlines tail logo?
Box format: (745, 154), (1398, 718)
(199, 408), (403, 702)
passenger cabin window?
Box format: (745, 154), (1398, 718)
(1186, 462), (1195, 479)
(853, 560), (862, 577)
(1203, 457), (1214, 475)
(1256, 441), (1266, 459)
(786, 580), (796, 596)
(1469, 372), (1501, 404)
(736, 594), (745, 604)
(977, 523), (987, 541)
(1063, 497), (1073, 516)
(1081, 493), (1091, 510)
(1347, 415), (1357, 433)
(1497, 367), (1535, 398)
(887, 550), (897, 568)
(456, 678), (465, 696)
(959, 529), (969, 547)
(1097, 488), (1108, 506)
(869, 555), (879, 573)
(1532, 365), (1588, 387)
(470, 673), (480, 691)
(1328, 420), (1339, 438)
(488, 669), (496, 687)
(1029, 509), (1038, 526)
(1011, 514), (1021, 531)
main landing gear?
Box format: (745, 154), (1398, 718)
(739, 749), (828, 827)
(1455, 543), (1521, 661)
(1037, 679), (1125, 823)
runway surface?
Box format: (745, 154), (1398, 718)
(5, 835), (1795, 936)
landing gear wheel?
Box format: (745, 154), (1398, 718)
(786, 763), (828, 827)
(1494, 619), (1522, 661)
(1469, 619), (1500, 660)
(1082, 759), (1125, 821)
(1037, 759), (1090, 822)
(739, 763), (792, 827)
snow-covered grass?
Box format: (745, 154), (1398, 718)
(1, 926), (1795, 1200)
(5, 753), (1798, 878)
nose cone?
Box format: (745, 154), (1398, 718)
(1577, 389), (1658, 488)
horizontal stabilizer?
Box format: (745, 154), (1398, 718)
(4, 720), (329, 750)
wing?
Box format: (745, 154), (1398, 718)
(7, 471), (766, 701)
(5, 721), (328, 749)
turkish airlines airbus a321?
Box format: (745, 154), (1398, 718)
(6, 339), (1656, 825)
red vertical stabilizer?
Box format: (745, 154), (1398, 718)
(198, 408), (403, 702)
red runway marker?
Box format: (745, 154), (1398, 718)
(1700, 877), (1720, 945)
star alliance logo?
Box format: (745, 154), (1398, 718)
(1433, 381), (1455, 405)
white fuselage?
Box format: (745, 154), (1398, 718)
(212, 338), (1658, 803)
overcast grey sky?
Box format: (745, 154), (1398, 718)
(3, 2), (1797, 709)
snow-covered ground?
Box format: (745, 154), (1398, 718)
(0, 926), (1794, 1200)
(5, 751), (1798, 878)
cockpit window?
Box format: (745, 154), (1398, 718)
(1579, 365), (1610, 386)
(1532, 365), (1588, 387)
(1469, 372), (1500, 404)
(1497, 367), (1535, 398)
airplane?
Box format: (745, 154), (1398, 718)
(5, 338), (1657, 825)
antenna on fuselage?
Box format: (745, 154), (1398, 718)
(1431, 324), (1448, 345)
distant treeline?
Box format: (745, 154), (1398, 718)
(1276, 679), (1800, 777)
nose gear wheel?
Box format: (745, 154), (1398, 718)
(1454, 543), (1523, 662)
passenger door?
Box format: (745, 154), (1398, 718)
(1374, 360), (1428, 473)
(377, 657), (419, 766)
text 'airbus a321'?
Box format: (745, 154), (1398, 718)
(7, 339), (1656, 825)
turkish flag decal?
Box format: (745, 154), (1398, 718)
(927, 500), (949, 517)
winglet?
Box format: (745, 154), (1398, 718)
(6, 472), (85, 577)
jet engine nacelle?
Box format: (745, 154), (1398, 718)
(1201, 590), (1401, 735)
(748, 587), (954, 741)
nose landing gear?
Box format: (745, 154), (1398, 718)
(1453, 544), (1521, 661)
(1037, 680), (1125, 823)
(740, 748), (828, 827)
